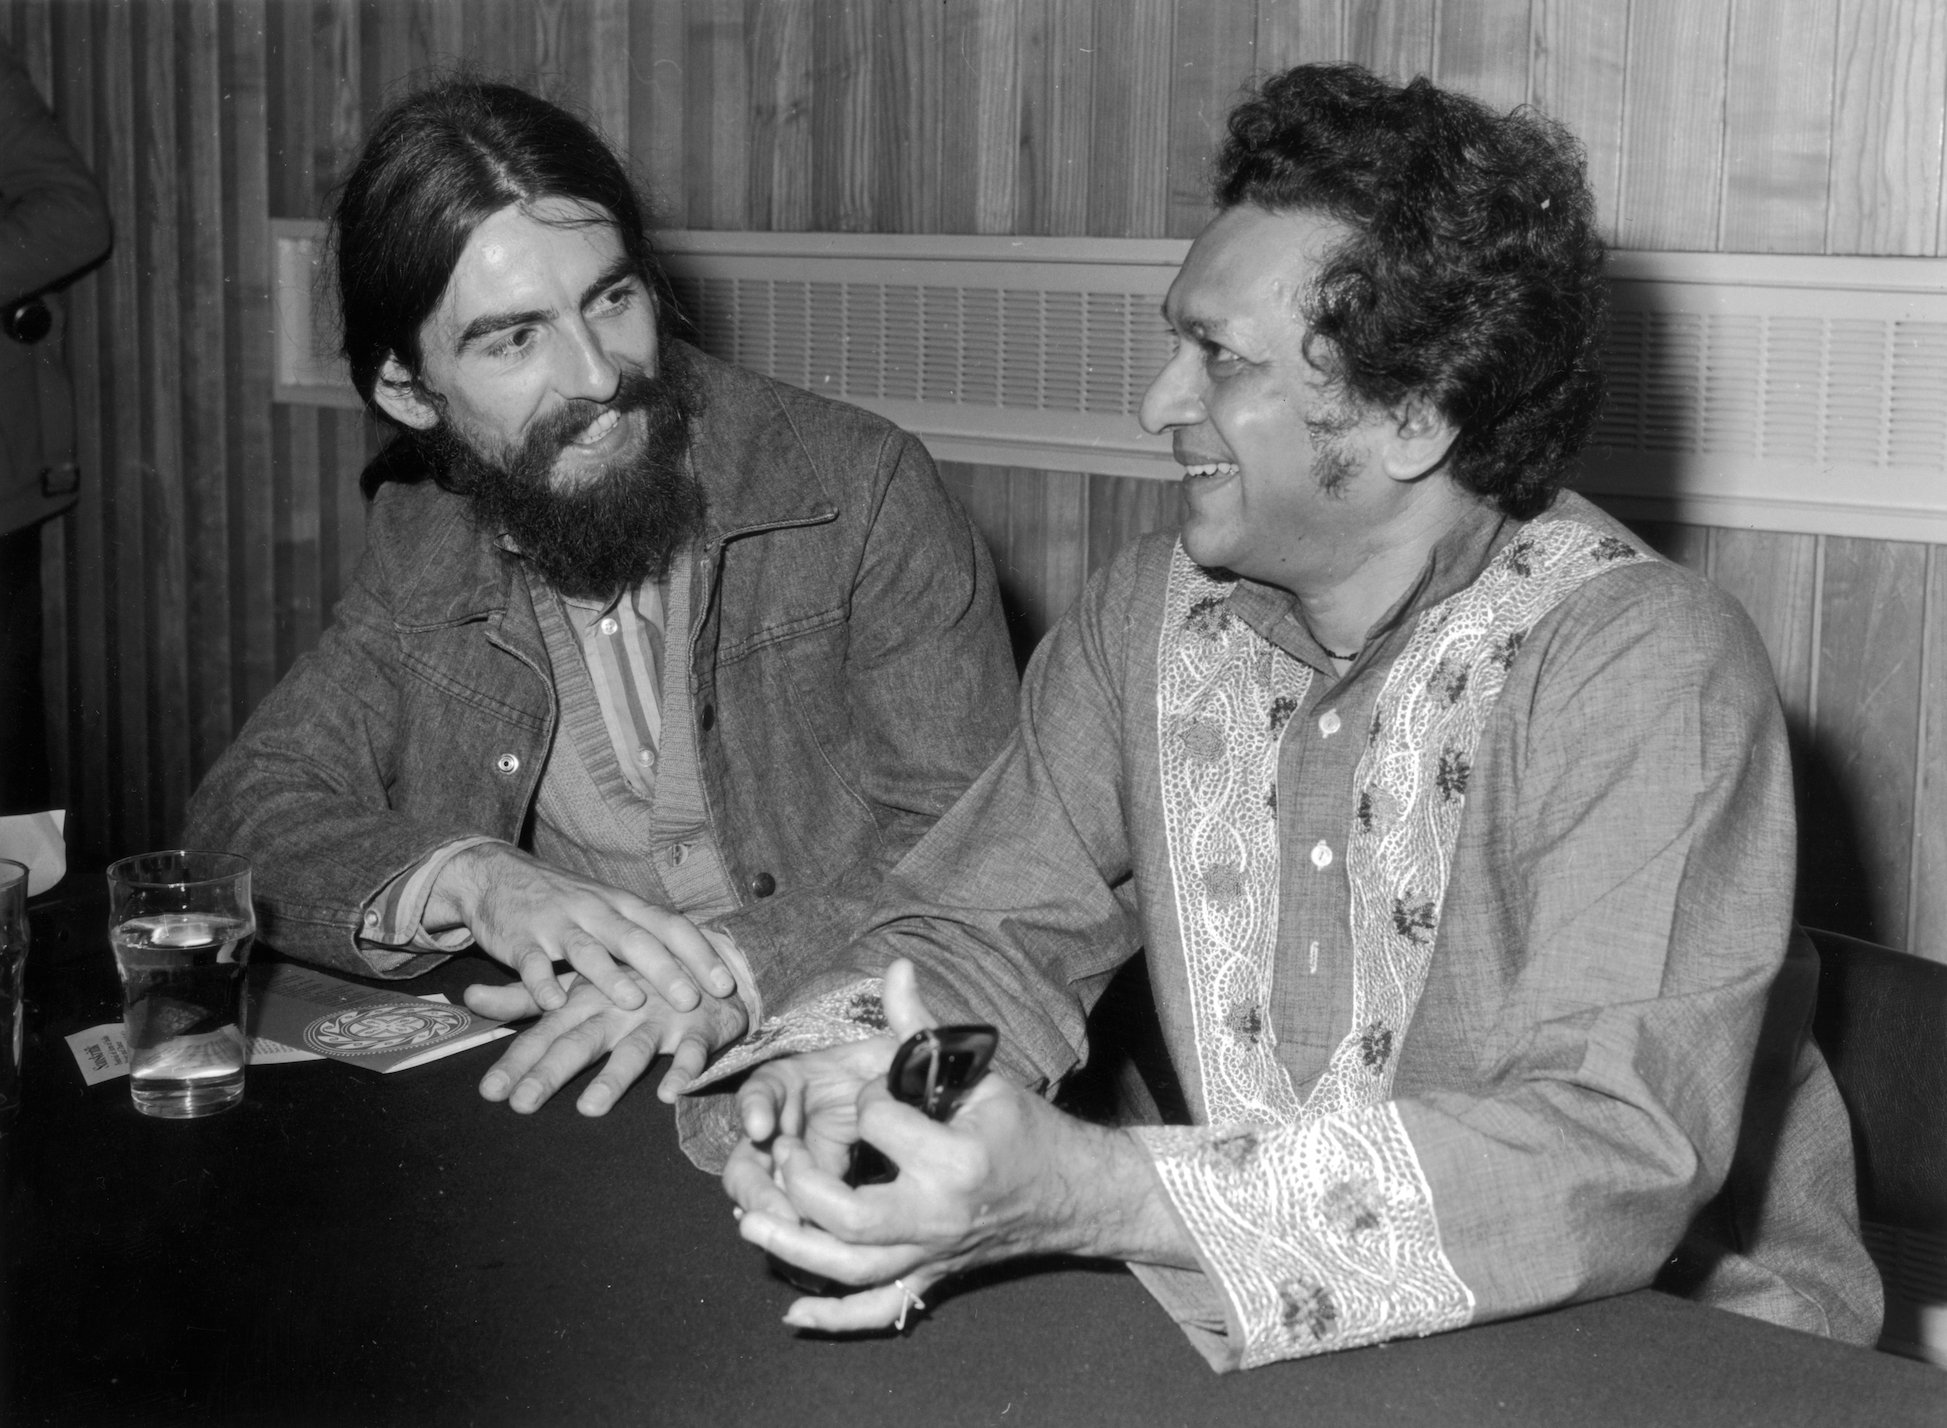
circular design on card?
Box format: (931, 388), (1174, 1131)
(304, 1002), (470, 1056)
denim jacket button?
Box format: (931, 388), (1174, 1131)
(494, 753), (520, 775)
(748, 871), (776, 898)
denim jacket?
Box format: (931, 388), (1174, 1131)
(182, 344), (1017, 991)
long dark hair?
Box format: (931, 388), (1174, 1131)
(332, 77), (662, 418)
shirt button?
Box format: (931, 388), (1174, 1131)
(1319, 710), (1341, 737)
(748, 871), (776, 898)
(494, 753), (520, 775)
(1310, 840), (1334, 869)
(364, 910), (379, 927)
(699, 703), (716, 731)
(635, 747), (654, 766)
(668, 843), (690, 866)
(599, 616), (619, 636)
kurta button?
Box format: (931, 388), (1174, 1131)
(1319, 710), (1341, 737)
(1310, 839), (1334, 869)
(494, 753), (520, 775)
(699, 703), (716, 731)
(748, 871), (776, 898)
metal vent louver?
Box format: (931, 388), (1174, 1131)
(272, 223), (1947, 542)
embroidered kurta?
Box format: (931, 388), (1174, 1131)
(692, 492), (1880, 1371)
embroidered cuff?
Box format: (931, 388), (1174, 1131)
(1134, 1103), (1473, 1368)
(684, 978), (888, 1095)
(357, 836), (504, 954)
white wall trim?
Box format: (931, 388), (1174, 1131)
(274, 222), (1947, 542)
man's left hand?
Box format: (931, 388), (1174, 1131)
(465, 970), (748, 1115)
(722, 960), (1193, 1333)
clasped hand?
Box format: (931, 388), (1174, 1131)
(722, 960), (1133, 1334)
(465, 969), (748, 1114)
(429, 842), (738, 1015)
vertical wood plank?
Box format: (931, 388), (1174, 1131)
(1827, 0), (1947, 255)
(809, 0), (875, 232)
(1016, 0), (1093, 237)
(879, 0), (943, 234)
(47, 0), (108, 849)
(1530, 0), (1627, 240)
(1708, 528), (1818, 730)
(1434, 0), (1532, 111)
(683, 0), (749, 230)
(560, 0), (631, 146)
(1615, 0), (1732, 250)
(99, 0), (150, 855)
(1804, 536), (1926, 947)
(939, 0), (1021, 235)
(1912, 545), (1947, 962)
(1167, 0), (1257, 238)
(629, 0), (687, 223)
(222, 0), (277, 727)
(465, 0), (538, 85)
(178, 0), (234, 815)
(1003, 467), (1089, 651)
(317, 0), (363, 208)
(748, 0), (813, 231)
(1087, 0), (1171, 238)
(1347, 0), (1437, 80)
(1718, 0), (1835, 253)
(1086, 472), (1179, 577)
(1257, 0), (1347, 69)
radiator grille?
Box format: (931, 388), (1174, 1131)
(272, 222), (1947, 542)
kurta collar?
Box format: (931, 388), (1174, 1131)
(1225, 496), (1516, 675)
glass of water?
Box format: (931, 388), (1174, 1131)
(106, 851), (256, 1118)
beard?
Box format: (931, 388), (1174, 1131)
(425, 357), (706, 600)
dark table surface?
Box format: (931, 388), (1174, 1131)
(5, 885), (1943, 1428)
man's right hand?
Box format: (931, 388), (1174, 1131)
(425, 843), (737, 1014)
(465, 970), (748, 1115)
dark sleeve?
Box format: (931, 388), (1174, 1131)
(181, 519), (515, 978)
(0, 42), (111, 305)
(711, 430), (1019, 1009)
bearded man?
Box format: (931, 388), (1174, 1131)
(183, 80), (1015, 1116)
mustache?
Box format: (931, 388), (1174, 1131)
(503, 366), (672, 483)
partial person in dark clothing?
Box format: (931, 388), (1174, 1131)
(0, 39), (111, 813)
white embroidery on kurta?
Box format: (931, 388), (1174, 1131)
(687, 979), (886, 1092)
(1310, 521), (1647, 1116)
(1154, 554), (1312, 1127)
(1148, 524), (1647, 1362)
(1138, 1105), (1459, 1367)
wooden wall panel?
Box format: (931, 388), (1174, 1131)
(1530, 0), (1629, 236)
(1805, 538), (1928, 946)
(1720, 0), (1835, 253)
(1432, 0), (1530, 113)
(1166, 1), (1256, 237)
(1257, 0), (1346, 69)
(1829, 0), (1947, 254)
(7, 0), (1943, 963)
(1016, 0), (1092, 236)
(1087, 0), (1171, 238)
(1616, 0), (1733, 250)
